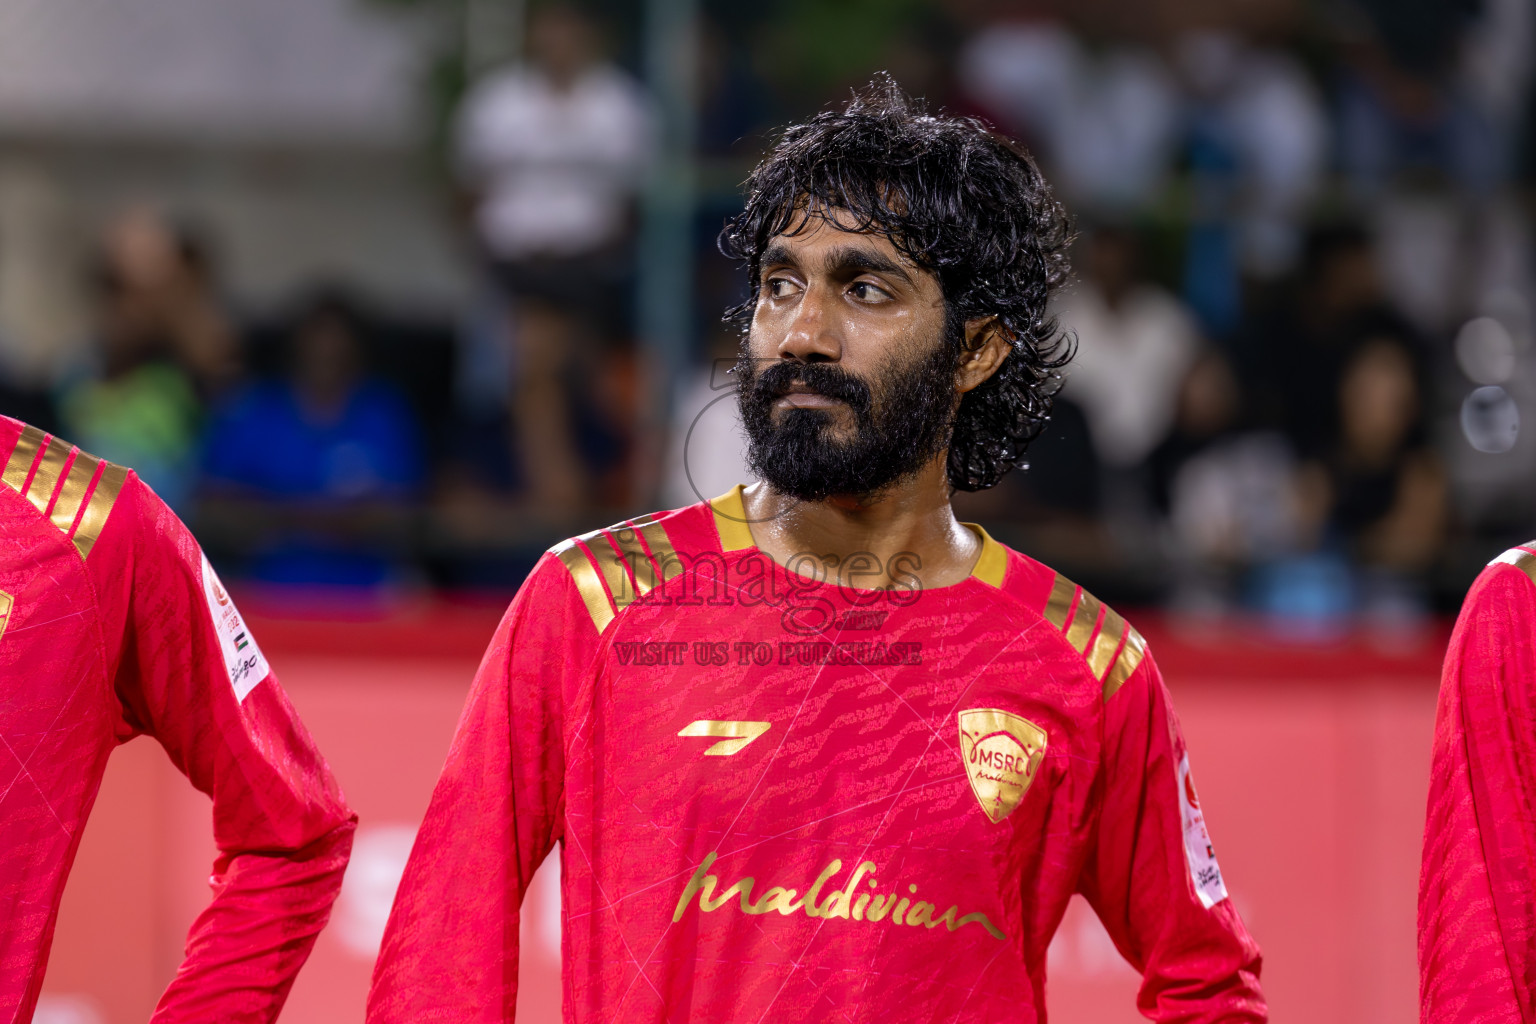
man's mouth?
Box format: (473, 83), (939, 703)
(775, 384), (843, 410)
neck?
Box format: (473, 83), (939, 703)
(740, 456), (982, 590)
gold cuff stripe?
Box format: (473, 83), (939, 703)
(2, 425), (44, 492)
(553, 538), (617, 634)
(70, 462), (127, 560)
(1065, 590), (1102, 655)
(1086, 607), (1128, 681)
(1489, 546), (1536, 587)
(1103, 627), (1147, 700)
(709, 485), (756, 552)
(0, 590), (12, 645)
(965, 524), (1008, 588)
(1043, 574), (1076, 630)
(51, 450), (101, 536)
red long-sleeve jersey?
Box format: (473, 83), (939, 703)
(0, 417), (356, 1023)
(1420, 542), (1536, 1023)
(369, 485), (1264, 1023)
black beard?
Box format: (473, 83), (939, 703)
(735, 329), (961, 502)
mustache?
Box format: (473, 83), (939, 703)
(738, 359), (873, 413)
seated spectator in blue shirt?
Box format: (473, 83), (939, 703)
(201, 290), (423, 587)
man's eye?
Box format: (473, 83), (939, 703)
(765, 278), (797, 298)
(851, 281), (892, 302)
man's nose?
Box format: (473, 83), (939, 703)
(777, 283), (842, 364)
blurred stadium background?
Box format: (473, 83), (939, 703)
(0, 0), (1528, 1020)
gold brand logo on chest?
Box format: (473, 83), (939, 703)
(958, 708), (1047, 823)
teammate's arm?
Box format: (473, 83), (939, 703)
(1077, 649), (1266, 1023)
(103, 475), (356, 1023)
(1419, 553), (1536, 1022)
(367, 552), (585, 1023)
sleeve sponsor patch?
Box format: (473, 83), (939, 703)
(1177, 753), (1228, 909)
(200, 551), (270, 702)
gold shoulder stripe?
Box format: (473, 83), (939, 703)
(1043, 573), (1075, 630)
(606, 525), (660, 608)
(0, 590), (12, 645)
(24, 435), (70, 513)
(2, 427), (128, 561)
(1064, 590), (1102, 655)
(965, 524), (1008, 588)
(2, 424), (44, 492)
(572, 527), (631, 613)
(1103, 626), (1147, 700)
(551, 515), (690, 633)
(552, 537), (617, 634)
(70, 461), (128, 560)
(1489, 546), (1536, 587)
(1041, 570), (1145, 699)
(1086, 607), (1128, 681)
(50, 450), (101, 536)
(632, 515), (686, 591)
(709, 485), (756, 552)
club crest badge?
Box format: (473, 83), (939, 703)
(958, 709), (1047, 824)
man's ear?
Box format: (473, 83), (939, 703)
(956, 317), (1010, 394)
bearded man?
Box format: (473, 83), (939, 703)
(368, 78), (1265, 1024)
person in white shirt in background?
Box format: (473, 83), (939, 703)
(455, 4), (653, 513)
(1058, 225), (1200, 473)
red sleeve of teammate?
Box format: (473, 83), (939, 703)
(367, 552), (588, 1023)
(97, 474), (356, 1023)
(1419, 549), (1536, 1024)
(1078, 649), (1266, 1023)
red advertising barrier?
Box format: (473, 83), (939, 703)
(35, 602), (1447, 1024)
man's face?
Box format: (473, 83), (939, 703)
(736, 211), (961, 502)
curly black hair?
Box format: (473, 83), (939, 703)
(719, 74), (1074, 492)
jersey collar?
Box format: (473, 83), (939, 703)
(708, 484), (1007, 589)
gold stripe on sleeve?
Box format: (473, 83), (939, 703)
(22, 435), (70, 515)
(1086, 607), (1128, 681)
(2, 425), (44, 493)
(1043, 573), (1075, 630)
(552, 538), (617, 634)
(0, 590), (12, 644)
(709, 485), (756, 552)
(70, 462), (128, 560)
(965, 524), (1008, 588)
(50, 450), (101, 536)
(1489, 546), (1536, 587)
(1064, 590), (1102, 655)
(1103, 626), (1147, 700)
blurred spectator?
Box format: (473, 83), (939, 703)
(1058, 226), (1200, 469)
(662, 331), (755, 510)
(56, 208), (239, 510)
(1334, 0), (1497, 193)
(958, 20), (1179, 211)
(1247, 223), (1426, 461)
(1318, 335), (1447, 581)
(1175, 30), (1328, 335)
(201, 289), (424, 587)
(1149, 350), (1308, 606)
(454, 3), (653, 512)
